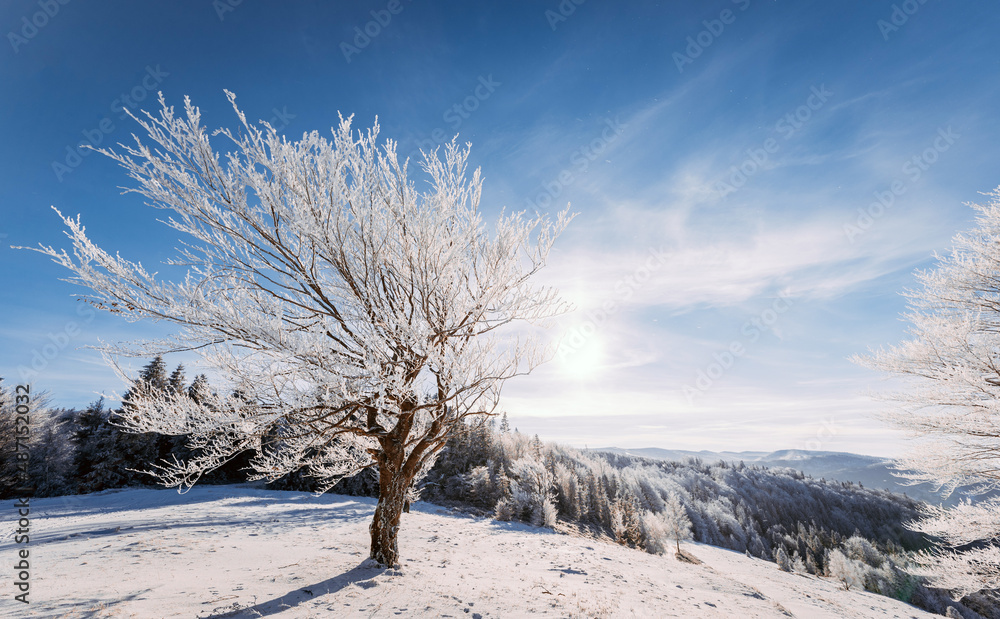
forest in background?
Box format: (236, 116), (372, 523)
(1, 356), (996, 618)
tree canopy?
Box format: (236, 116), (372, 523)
(28, 92), (572, 565)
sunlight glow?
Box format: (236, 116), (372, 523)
(556, 336), (604, 380)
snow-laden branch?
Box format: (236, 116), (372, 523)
(854, 187), (1000, 596)
(24, 92), (573, 507)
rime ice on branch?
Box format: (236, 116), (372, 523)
(854, 187), (1000, 597)
(28, 92), (573, 566)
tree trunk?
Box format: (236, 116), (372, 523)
(369, 440), (412, 567)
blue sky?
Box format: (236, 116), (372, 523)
(1, 0), (998, 457)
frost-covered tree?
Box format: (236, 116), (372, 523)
(907, 498), (1000, 597)
(28, 406), (74, 497)
(168, 364), (186, 396)
(775, 545), (793, 572)
(829, 549), (865, 591)
(27, 92), (572, 566)
(115, 356), (179, 478)
(0, 379), (16, 497)
(187, 374), (212, 405)
(71, 398), (127, 492)
(854, 187), (1000, 597)
(0, 383), (68, 498)
(661, 492), (693, 553)
(493, 456), (557, 527)
(0, 379), (39, 498)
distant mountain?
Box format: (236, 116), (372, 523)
(590, 447), (963, 505)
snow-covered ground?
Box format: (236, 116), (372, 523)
(2, 486), (934, 618)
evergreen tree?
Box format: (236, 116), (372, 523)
(28, 408), (74, 496)
(72, 399), (127, 492)
(775, 545), (793, 572)
(0, 378), (16, 497)
(126, 356), (169, 400)
(116, 358), (172, 483)
(168, 364), (186, 396)
(188, 374), (212, 405)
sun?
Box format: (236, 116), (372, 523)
(556, 336), (604, 380)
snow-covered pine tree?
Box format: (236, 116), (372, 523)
(187, 374), (212, 405)
(0, 386), (64, 497)
(116, 357), (179, 483)
(28, 405), (74, 496)
(27, 93), (572, 566)
(71, 399), (128, 492)
(574, 470), (590, 521)
(168, 364), (186, 396)
(611, 495), (643, 548)
(0, 378), (15, 497)
(127, 356), (169, 396)
(775, 545), (793, 572)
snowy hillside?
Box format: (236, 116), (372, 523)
(2, 486), (937, 618)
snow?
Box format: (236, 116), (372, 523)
(3, 486), (935, 618)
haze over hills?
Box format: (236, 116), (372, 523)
(591, 447), (961, 505)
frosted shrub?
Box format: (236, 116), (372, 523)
(829, 549), (866, 591)
(843, 535), (884, 568)
(533, 498), (558, 528)
(464, 465), (491, 499)
(639, 510), (670, 555)
(494, 496), (516, 521)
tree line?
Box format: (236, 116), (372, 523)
(0, 358), (250, 499)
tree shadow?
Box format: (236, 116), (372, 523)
(28, 487), (378, 548)
(202, 560), (388, 618)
